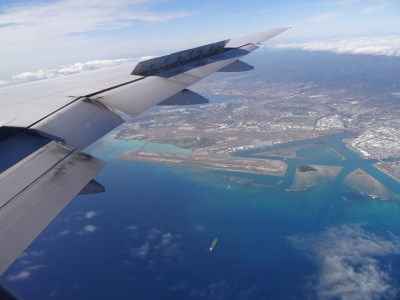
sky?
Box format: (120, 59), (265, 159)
(0, 0), (399, 84)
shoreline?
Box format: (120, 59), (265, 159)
(373, 162), (400, 184)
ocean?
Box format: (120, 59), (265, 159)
(2, 132), (400, 299)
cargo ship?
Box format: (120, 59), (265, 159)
(209, 238), (218, 252)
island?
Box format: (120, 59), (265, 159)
(119, 150), (287, 176)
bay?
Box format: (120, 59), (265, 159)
(2, 132), (400, 299)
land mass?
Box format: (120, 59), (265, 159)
(344, 169), (393, 200)
(119, 151), (286, 176)
(297, 165), (318, 173)
(288, 165), (343, 191)
(374, 161), (400, 183)
(113, 54), (399, 195)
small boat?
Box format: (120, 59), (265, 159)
(209, 238), (218, 252)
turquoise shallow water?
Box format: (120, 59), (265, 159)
(1, 132), (400, 299)
(239, 131), (400, 195)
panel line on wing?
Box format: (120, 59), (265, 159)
(0, 142), (73, 209)
(26, 77), (145, 130)
(0, 141), (105, 274)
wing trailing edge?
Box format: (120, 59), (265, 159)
(157, 89), (208, 106)
(218, 60), (254, 72)
(131, 40), (229, 76)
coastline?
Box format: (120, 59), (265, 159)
(112, 132), (399, 200)
(374, 162), (400, 184)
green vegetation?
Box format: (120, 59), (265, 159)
(297, 165), (317, 172)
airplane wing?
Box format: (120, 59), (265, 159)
(0, 28), (289, 274)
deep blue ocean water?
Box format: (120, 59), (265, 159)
(2, 132), (400, 300)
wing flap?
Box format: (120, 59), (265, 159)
(132, 40), (229, 76)
(218, 60), (254, 72)
(157, 89), (208, 106)
(0, 141), (105, 274)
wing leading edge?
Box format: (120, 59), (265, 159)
(0, 27), (289, 275)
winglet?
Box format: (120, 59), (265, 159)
(225, 27), (291, 48)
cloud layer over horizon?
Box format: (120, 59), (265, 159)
(3, 33), (400, 87)
(1, 57), (154, 86)
(273, 35), (400, 57)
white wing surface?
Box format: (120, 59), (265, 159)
(0, 28), (289, 274)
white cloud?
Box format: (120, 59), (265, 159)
(289, 224), (400, 300)
(0, 0), (191, 79)
(194, 224), (207, 233)
(8, 252), (46, 282)
(18, 251), (45, 259)
(26, 264), (46, 272)
(147, 228), (163, 240)
(160, 233), (173, 246)
(126, 228), (184, 267)
(127, 225), (138, 231)
(79, 224), (97, 235)
(161, 242), (181, 260)
(57, 59), (133, 75)
(5, 56), (155, 86)
(7, 270), (31, 282)
(12, 69), (56, 80)
(126, 225), (139, 238)
(17, 251), (46, 265)
(308, 12), (343, 23)
(58, 229), (71, 237)
(360, 4), (391, 14)
(85, 211), (99, 219)
(130, 242), (150, 259)
(156, 233), (182, 261)
(7, 264), (45, 282)
(0, 0), (190, 42)
(273, 35), (400, 57)
(9, 58), (134, 83)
